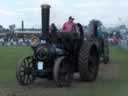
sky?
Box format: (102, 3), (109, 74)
(0, 0), (128, 28)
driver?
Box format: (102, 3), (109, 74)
(62, 16), (75, 32)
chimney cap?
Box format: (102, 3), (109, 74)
(41, 4), (51, 8)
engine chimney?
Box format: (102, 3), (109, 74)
(41, 4), (51, 39)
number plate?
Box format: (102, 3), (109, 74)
(37, 62), (44, 70)
(41, 40), (46, 44)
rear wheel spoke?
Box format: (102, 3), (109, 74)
(24, 75), (28, 84)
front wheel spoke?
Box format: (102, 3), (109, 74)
(25, 59), (33, 69)
(31, 69), (35, 75)
(24, 74), (28, 84)
(27, 76), (31, 84)
(21, 76), (25, 81)
(29, 62), (33, 68)
(20, 66), (25, 71)
(23, 62), (26, 68)
(20, 71), (24, 76)
(24, 59), (28, 68)
(29, 74), (33, 81)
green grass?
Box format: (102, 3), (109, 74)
(0, 47), (32, 82)
(110, 46), (128, 80)
(0, 46), (127, 96)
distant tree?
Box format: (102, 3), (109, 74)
(0, 25), (4, 32)
(9, 24), (16, 39)
(0, 25), (3, 28)
(9, 24), (16, 32)
(119, 25), (127, 29)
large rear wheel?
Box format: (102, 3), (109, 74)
(79, 42), (100, 81)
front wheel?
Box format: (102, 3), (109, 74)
(16, 56), (36, 86)
(53, 56), (73, 87)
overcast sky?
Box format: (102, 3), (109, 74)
(0, 0), (128, 28)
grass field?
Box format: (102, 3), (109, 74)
(0, 46), (127, 96)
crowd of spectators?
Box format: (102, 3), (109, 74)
(108, 35), (128, 48)
(0, 38), (32, 46)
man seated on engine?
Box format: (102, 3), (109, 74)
(62, 16), (75, 32)
(49, 23), (58, 33)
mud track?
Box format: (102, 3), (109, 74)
(0, 63), (119, 96)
